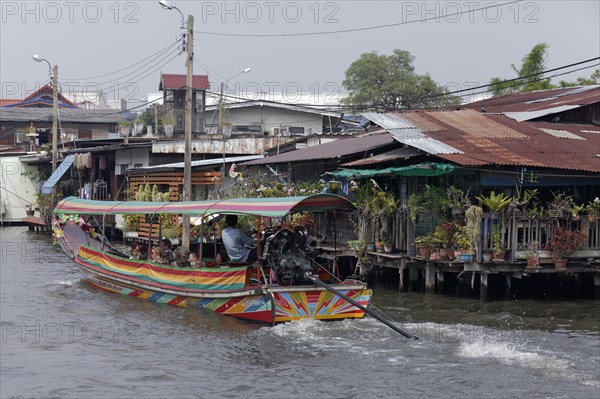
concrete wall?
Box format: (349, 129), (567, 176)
(115, 147), (150, 175)
(205, 106), (323, 135)
(0, 156), (38, 222)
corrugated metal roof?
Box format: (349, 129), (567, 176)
(538, 128), (585, 140)
(130, 155), (263, 172)
(362, 112), (463, 155)
(0, 107), (126, 123)
(159, 74), (210, 90)
(463, 85), (599, 113)
(342, 147), (422, 166)
(505, 105), (581, 122)
(431, 114), (600, 172)
(361, 112), (415, 129)
(242, 133), (396, 166)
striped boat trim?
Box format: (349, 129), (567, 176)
(79, 246), (248, 291)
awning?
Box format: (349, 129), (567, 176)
(41, 154), (75, 194)
(332, 162), (456, 178)
(54, 194), (355, 218)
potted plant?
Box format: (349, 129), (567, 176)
(568, 203), (585, 221)
(25, 204), (35, 217)
(524, 241), (541, 269)
(447, 186), (471, 218)
(375, 240), (384, 253)
(453, 226), (474, 262)
(433, 221), (460, 260)
(491, 224), (505, 261)
(161, 117), (175, 138)
(586, 197), (600, 223)
(382, 235), (394, 253)
(407, 185), (450, 227)
(414, 233), (436, 259)
(546, 226), (587, 269)
(133, 118), (145, 136)
(122, 214), (141, 236)
(547, 192), (574, 219)
(119, 120), (132, 136)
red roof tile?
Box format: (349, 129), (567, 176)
(160, 74), (210, 90)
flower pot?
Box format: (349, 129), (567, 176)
(384, 245), (393, 253)
(482, 253), (492, 262)
(26, 210), (35, 217)
(418, 246), (431, 259)
(554, 259), (568, 270)
(366, 243), (376, 252)
(588, 214), (597, 223)
(164, 125), (174, 138)
(492, 251), (506, 261)
(444, 248), (455, 260)
(526, 257), (541, 269)
(375, 242), (384, 253)
(458, 253), (475, 262)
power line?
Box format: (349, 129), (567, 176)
(194, 0), (522, 37)
(63, 40), (181, 81)
(206, 60), (599, 112)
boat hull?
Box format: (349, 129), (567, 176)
(75, 247), (371, 324)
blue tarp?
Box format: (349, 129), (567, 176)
(41, 154), (75, 194)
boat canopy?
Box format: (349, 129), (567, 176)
(54, 194), (354, 218)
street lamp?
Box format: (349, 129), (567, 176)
(33, 54), (59, 208)
(158, 0), (185, 28)
(219, 68), (251, 183)
(159, 0), (193, 251)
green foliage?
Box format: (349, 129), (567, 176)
(235, 178), (325, 198)
(465, 205), (483, 253)
(122, 214), (141, 232)
(476, 191), (513, 214)
(407, 185), (450, 225)
(433, 221), (460, 249)
(414, 233), (437, 248)
(586, 197), (600, 216)
(341, 49), (461, 111)
(559, 69), (600, 87)
(491, 224), (503, 256)
(489, 43), (553, 96)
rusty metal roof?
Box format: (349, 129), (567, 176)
(342, 147), (422, 166)
(361, 112), (462, 155)
(242, 133), (396, 166)
(463, 85), (599, 113)
(429, 114), (600, 172)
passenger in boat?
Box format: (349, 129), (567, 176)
(172, 247), (190, 267)
(221, 215), (257, 263)
(188, 252), (200, 268)
(159, 239), (175, 265)
(149, 247), (165, 263)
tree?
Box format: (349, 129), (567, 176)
(559, 69), (600, 87)
(138, 104), (164, 132)
(342, 49), (460, 111)
(489, 43), (554, 96)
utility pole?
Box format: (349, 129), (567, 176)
(182, 14), (194, 252)
(51, 65), (59, 207)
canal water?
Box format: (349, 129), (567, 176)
(1, 226), (598, 398)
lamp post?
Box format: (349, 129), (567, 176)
(219, 68), (251, 182)
(33, 54), (59, 208)
(159, 0), (193, 251)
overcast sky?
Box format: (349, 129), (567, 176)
(1, 0), (598, 107)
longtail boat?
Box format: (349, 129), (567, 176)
(53, 194), (373, 324)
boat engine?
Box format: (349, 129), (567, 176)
(261, 227), (320, 285)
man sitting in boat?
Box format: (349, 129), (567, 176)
(221, 215), (257, 263)
(159, 239), (175, 265)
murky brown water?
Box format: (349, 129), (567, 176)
(1, 226), (599, 398)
